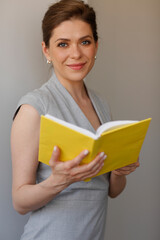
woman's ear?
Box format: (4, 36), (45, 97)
(95, 41), (98, 55)
(42, 41), (51, 62)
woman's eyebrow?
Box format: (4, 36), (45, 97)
(55, 35), (93, 43)
(79, 35), (93, 40)
(55, 38), (70, 43)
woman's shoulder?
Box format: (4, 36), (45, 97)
(14, 77), (56, 118)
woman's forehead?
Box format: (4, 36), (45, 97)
(51, 19), (93, 40)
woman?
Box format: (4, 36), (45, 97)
(11, 0), (139, 239)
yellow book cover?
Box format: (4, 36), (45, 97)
(38, 115), (151, 178)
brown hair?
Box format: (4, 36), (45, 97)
(42, 0), (98, 47)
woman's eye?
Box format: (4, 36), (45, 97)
(81, 40), (91, 45)
(58, 42), (68, 47)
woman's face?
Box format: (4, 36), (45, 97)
(42, 19), (98, 85)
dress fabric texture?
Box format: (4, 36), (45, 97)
(17, 72), (111, 240)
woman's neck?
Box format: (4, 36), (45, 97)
(57, 76), (89, 103)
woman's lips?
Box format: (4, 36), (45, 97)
(67, 63), (86, 70)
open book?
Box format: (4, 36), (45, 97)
(38, 115), (151, 179)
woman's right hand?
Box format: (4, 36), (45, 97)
(48, 146), (107, 190)
(11, 104), (106, 214)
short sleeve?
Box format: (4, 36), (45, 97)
(13, 89), (45, 119)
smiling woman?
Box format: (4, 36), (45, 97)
(11, 0), (139, 239)
(42, 19), (98, 86)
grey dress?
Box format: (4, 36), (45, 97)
(16, 72), (111, 240)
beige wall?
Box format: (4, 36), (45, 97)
(88, 0), (160, 239)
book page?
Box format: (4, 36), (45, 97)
(45, 114), (140, 139)
(45, 114), (98, 139)
(96, 120), (138, 137)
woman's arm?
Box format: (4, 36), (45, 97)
(108, 160), (140, 198)
(11, 104), (106, 215)
(11, 104), (51, 214)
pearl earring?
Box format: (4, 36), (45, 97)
(95, 56), (97, 60)
(47, 59), (52, 64)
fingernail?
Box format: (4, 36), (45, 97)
(102, 155), (107, 161)
(53, 146), (57, 152)
(84, 150), (89, 155)
(99, 152), (105, 158)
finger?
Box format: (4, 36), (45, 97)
(116, 162), (140, 171)
(72, 159), (104, 182)
(68, 152), (106, 182)
(54, 149), (90, 172)
(71, 152), (106, 176)
(81, 156), (104, 177)
(86, 152), (106, 170)
(117, 166), (134, 172)
(49, 146), (61, 167)
(62, 150), (90, 170)
(113, 170), (127, 176)
(135, 161), (140, 167)
(88, 158), (105, 175)
(115, 167), (135, 174)
(112, 171), (125, 176)
(81, 161), (105, 180)
(126, 159), (140, 168)
(114, 166), (138, 176)
(124, 168), (137, 175)
(131, 161), (140, 167)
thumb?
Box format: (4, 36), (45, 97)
(49, 146), (61, 167)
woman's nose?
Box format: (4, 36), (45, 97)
(70, 44), (82, 59)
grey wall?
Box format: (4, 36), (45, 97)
(0, 0), (159, 239)
(87, 0), (160, 240)
(0, 0), (89, 239)
(0, 1), (55, 239)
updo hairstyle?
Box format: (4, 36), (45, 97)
(42, 0), (98, 48)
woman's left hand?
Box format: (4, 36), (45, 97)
(112, 157), (140, 176)
(109, 157), (140, 198)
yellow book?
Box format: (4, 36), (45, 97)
(39, 115), (151, 179)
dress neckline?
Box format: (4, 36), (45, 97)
(50, 72), (103, 132)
